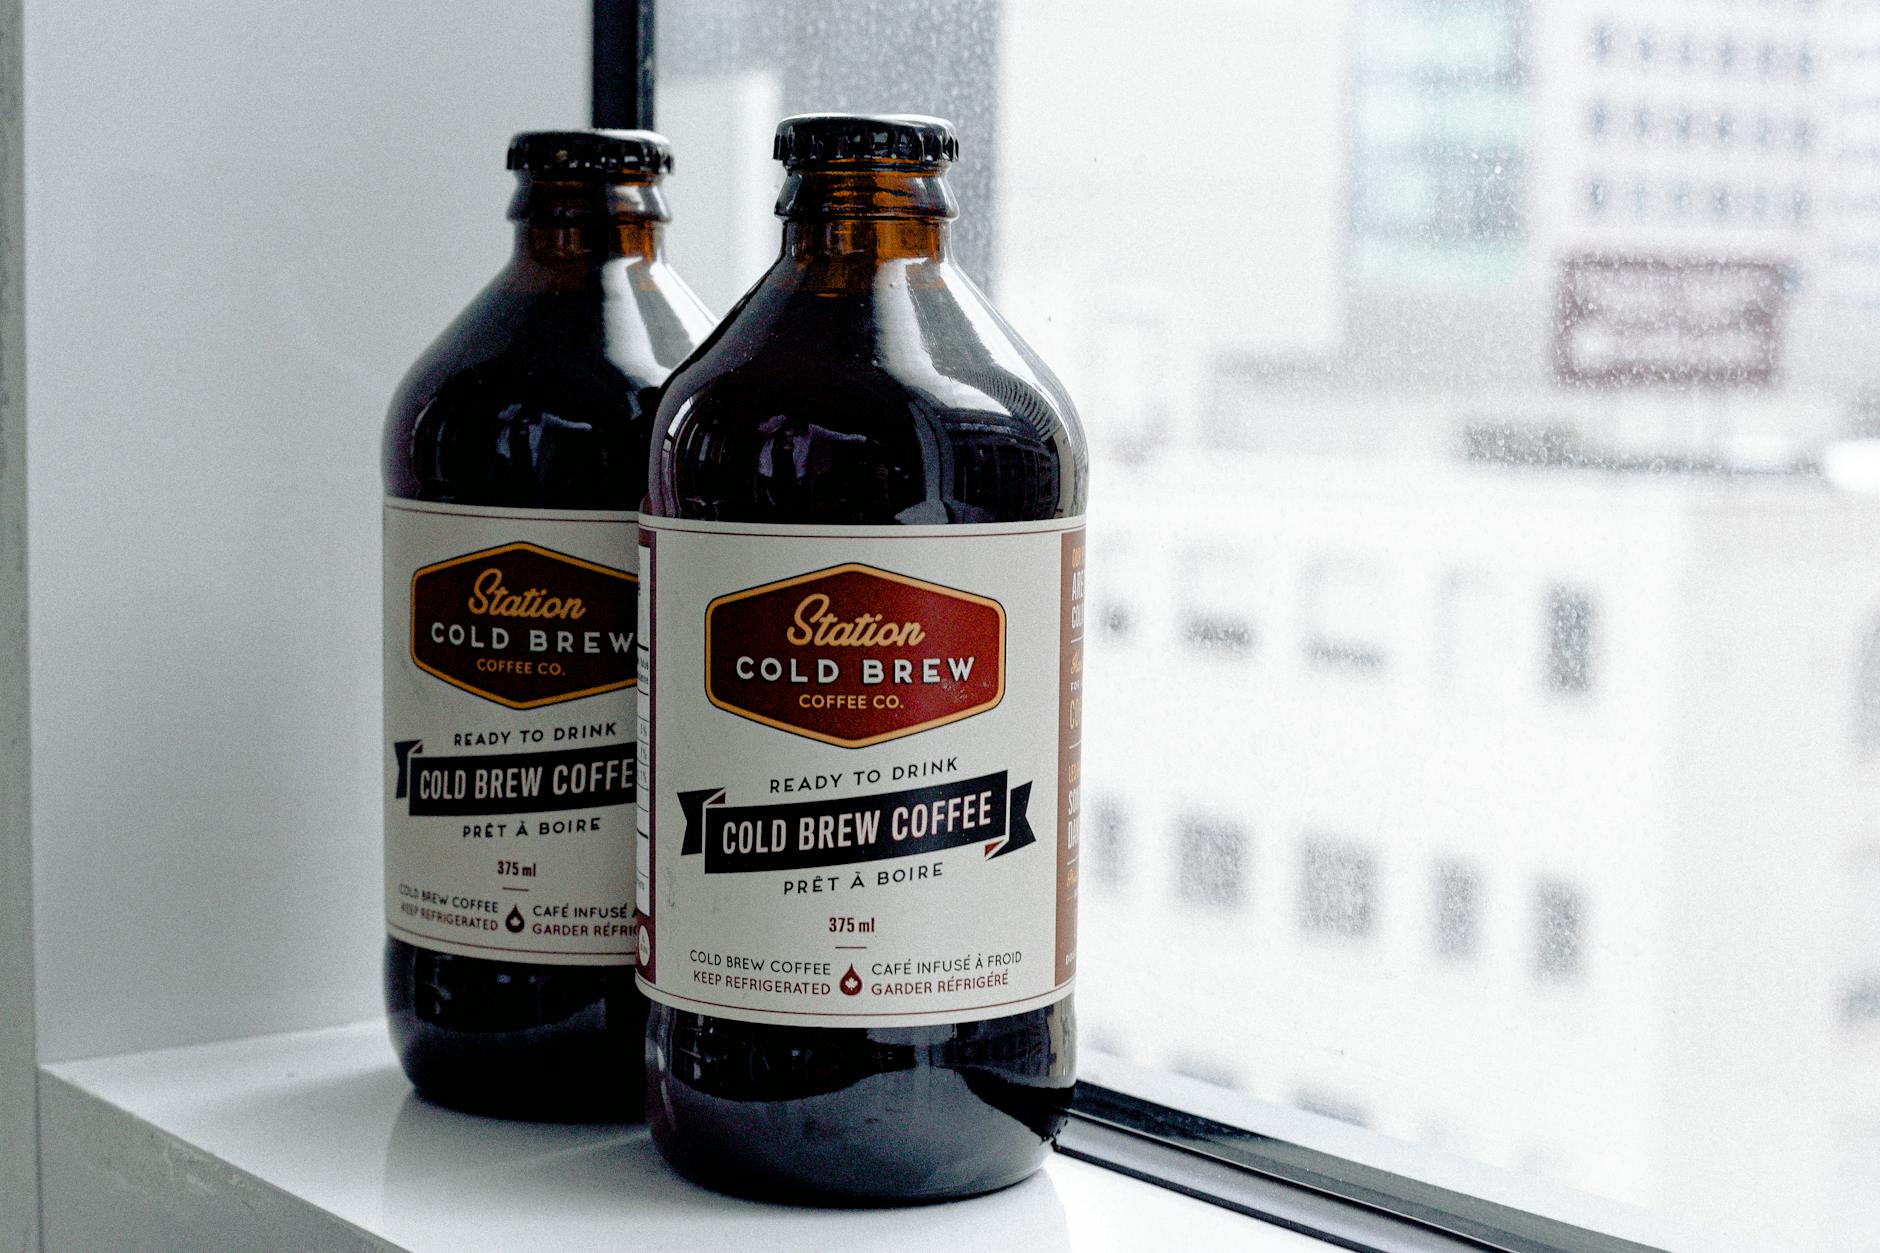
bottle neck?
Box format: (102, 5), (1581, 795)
(775, 166), (955, 263)
(507, 175), (668, 269)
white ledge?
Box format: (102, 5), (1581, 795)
(37, 1020), (1328, 1252)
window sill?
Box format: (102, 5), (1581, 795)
(38, 1021), (1333, 1252)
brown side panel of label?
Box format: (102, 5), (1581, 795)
(1056, 529), (1085, 984)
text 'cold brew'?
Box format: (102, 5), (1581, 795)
(637, 114), (1089, 1201)
(381, 130), (712, 1120)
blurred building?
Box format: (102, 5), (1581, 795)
(1076, 448), (1880, 1252)
(658, 2), (1880, 1246)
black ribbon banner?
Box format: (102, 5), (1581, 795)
(678, 771), (1035, 875)
(392, 739), (635, 816)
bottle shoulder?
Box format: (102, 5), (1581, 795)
(651, 263), (1087, 525)
(383, 268), (703, 508)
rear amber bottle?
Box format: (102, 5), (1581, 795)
(382, 130), (712, 1120)
(637, 114), (1087, 1200)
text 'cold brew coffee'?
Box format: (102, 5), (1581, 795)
(382, 130), (712, 1120)
(638, 114), (1088, 1200)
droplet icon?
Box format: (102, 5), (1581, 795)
(505, 905), (525, 933)
(839, 964), (862, 996)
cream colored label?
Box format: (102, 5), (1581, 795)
(636, 516), (1084, 1026)
(384, 499), (638, 964)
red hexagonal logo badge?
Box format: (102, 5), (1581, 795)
(410, 542), (637, 709)
(705, 563), (1006, 748)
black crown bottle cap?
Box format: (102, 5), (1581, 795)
(506, 130), (674, 176)
(772, 114), (958, 167)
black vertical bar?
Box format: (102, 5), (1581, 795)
(593, 0), (655, 130)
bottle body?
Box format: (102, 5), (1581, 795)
(382, 137), (711, 1121)
(639, 118), (1086, 1199)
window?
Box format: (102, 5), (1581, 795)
(658, 5), (1880, 1246)
(1301, 559), (1390, 672)
(1545, 586), (1596, 695)
(1178, 816), (1245, 908)
(1178, 549), (1256, 656)
(1092, 798), (1128, 887)
(1843, 976), (1880, 1026)
(1855, 623), (1880, 753)
(1300, 839), (1377, 938)
(1294, 1090), (1370, 1128)
(1101, 599), (1135, 639)
(1534, 881), (1587, 980)
(1434, 860), (1480, 959)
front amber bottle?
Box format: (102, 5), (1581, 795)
(382, 130), (712, 1121)
(638, 114), (1087, 1201)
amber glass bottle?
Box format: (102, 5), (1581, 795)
(639, 114), (1087, 1201)
(382, 130), (712, 1120)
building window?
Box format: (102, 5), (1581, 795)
(1545, 586), (1597, 695)
(1295, 1090), (1370, 1128)
(1170, 1055), (1239, 1089)
(1435, 861), (1480, 959)
(1673, 108), (1693, 145)
(1535, 880), (1586, 980)
(1754, 113), (1774, 149)
(1797, 45), (1816, 80)
(1301, 839), (1377, 938)
(1670, 181), (1692, 218)
(1587, 178), (1607, 215)
(1179, 816), (1245, 908)
(1751, 187), (1770, 224)
(1592, 24), (1614, 62)
(1092, 798), (1128, 886)
(1588, 99), (1608, 138)
(1636, 28), (1655, 66)
(1793, 189), (1812, 225)
(1711, 184), (1731, 221)
(1630, 104), (1651, 141)
(1631, 179), (1649, 219)
(1180, 548), (1256, 657)
(1792, 118), (1811, 153)
(1102, 599), (1135, 639)
(1757, 40), (1777, 78)
(1716, 36), (1737, 73)
(1852, 621), (1880, 753)
(1302, 558), (1390, 672)
(1714, 111), (1734, 146)
(1844, 975), (1880, 1026)
(1677, 33), (1696, 69)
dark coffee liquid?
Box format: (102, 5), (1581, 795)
(383, 154), (710, 1121)
(644, 133), (1086, 1200)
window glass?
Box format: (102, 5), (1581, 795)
(661, 2), (1880, 1246)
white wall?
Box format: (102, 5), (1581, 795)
(1, 0), (37, 1244)
(25, 0), (589, 1066)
